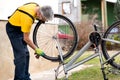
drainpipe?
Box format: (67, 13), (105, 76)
(101, 0), (108, 30)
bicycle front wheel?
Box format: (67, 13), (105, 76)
(101, 21), (120, 69)
(33, 14), (78, 61)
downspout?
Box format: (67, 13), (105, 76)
(101, 0), (108, 30)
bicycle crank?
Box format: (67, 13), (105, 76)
(89, 31), (101, 47)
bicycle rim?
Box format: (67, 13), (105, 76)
(101, 21), (120, 69)
(33, 14), (78, 61)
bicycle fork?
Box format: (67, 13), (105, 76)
(54, 38), (68, 80)
(95, 47), (108, 80)
(90, 31), (108, 80)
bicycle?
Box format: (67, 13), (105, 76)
(33, 14), (120, 80)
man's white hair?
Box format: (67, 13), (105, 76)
(40, 6), (54, 20)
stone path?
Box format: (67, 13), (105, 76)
(30, 64), (93, 80)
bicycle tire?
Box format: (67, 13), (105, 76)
(33, 14), (78, 61)
(101, 20), (120, 69)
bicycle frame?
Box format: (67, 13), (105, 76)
(55, 24), (120, 80)
(55, 39), (101, 72)
(33, 14), (120, 80)
(64, 41), (97, 72)
(64, 39), (120, 73)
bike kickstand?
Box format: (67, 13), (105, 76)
(101, 67), (108, 80)
(55, 61), (64, 80)
(96, 47), (109, 80)
(64, 72), (68, 80)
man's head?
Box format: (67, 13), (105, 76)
(36, 5), (54, 21)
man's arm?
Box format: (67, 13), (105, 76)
(23, 32), (45, 57)
(23, 32), (36, 50)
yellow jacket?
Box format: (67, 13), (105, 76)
(8, 3), (39, 32)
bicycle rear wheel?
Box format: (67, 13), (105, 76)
(33, 14), (78, 61)
(101, 21), (120, 69)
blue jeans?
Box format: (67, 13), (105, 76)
(6, 22), (31, 80)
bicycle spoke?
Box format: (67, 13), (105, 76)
(33, 14), (78, 61)
(101, 20), (120, 69)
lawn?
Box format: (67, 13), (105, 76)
(58, 51), (120, 80)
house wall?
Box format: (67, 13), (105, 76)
(0, 0), (58, 20)
(107, 2), (115, 25)
(81, 0), (102, 21)
(0, 21), (58, 80)
(82, 0), (116, 26)
(58, 0), (81, 23)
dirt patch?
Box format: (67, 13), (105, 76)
(0, 21), (58, 80)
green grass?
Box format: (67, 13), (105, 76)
(67, 66), (120, 80)
(58, 51), (120, 80)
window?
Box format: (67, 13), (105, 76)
(62, 2), (71, 14)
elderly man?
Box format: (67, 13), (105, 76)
(6, 2), (54, 80)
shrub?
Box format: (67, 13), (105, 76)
(75, 21), (93, 49)
(74, 14), (103, 50)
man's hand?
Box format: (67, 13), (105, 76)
(35, 48), (45, 59)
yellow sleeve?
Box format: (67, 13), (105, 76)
(21, 14), (33, 32)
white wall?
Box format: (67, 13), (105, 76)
(0, 0), (58, 20)
(106, 0), (117, 3)
(0, 21), (59, 80)
(58, 0), (81, 23)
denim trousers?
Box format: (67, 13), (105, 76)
(6, 22), (31, 80)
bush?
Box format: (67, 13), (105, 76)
(114, 0), (120, 20)
(74, 14), (103, 50)
(75, 21), (93, 49)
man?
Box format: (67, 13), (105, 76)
(6, 2), (54, 80)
